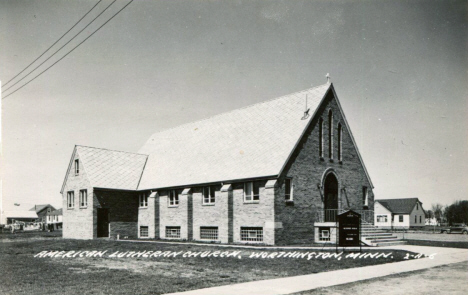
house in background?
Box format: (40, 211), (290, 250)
(61, 81), (375, 245)
(30, 204), (56, 223)
(3, 211), (38, 224)
(374, 198), (426, 229)
(46, 208), (63, 230)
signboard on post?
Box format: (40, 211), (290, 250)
(338, 210), (361, 247)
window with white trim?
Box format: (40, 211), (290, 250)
(328, 110), (333, 159)
(200, 227), (218, 240)
(67, 191), (74, 208)
(139, 192), (148, 208)
(203, 186), (216, 205)
(285, 178), (293, 201)
(240, 227), (263, 242)
(74, 159), (79, 175)
(140, 226), (149, 238)
(377, 215), (388, 223)
(79, 189), (87, 208)
(399, 215), (404, 222)
(169, 190), (179, 206)
(165, 226), (181, 238)
(338, 123), (342, 161)
(244, 182), (259, 203)
(319, 228), (331, 241)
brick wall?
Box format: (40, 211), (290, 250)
(62, 152), (94, 240)
(192, 185), (229, 243)
(159, 190), (188, 239)
(138, 192), (157, 238)
(275, 90), (374, 245)
(233, 181), (275, 245)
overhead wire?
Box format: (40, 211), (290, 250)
(3, 0), (103, 87)
(3, 0), (118, 93)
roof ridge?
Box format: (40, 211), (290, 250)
(147, 83), (330, 137)
(76, 145), (148, 156)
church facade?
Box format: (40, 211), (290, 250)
(61, 82), (374, 245)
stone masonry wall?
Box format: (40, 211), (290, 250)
(275, 90), (374, 245)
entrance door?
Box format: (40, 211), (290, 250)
(324, 173), (338, 222)
(97, 208), (109, 237)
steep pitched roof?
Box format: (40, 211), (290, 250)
(375, 198), (422, 214)
(138, 83), (332, 190)
(29, 204), (55, 213)
(60, 146), (148, 192)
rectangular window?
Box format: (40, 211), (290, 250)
(244, 182), (260, 203)
(415, 215), (417, 223)
(419, 216), (422, 223)
(165, 226), (181, 238)
(67, 191), (74, 208)
(377, 215), (388, 223)
(362, 187), (369, 209)
(399, 215), (403, 222)
(240, 227), (263, 242)
(169, 190), (179, 206)
(328, 111), (333, 159)
(74, 159), (79, 175)
(319, 228), (331, 241)
(200, 226), (218, 240)
(203, 187), (216, 205)
(319, 118), (323, 158)
(285, 178), (293, 201)
(139, 192), (148, 208)
(79, 189), (87, 208)
(140, 226), (149, 238)
(338, 124), (342, 161)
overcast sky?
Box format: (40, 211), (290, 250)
(1, 0), (467, 212)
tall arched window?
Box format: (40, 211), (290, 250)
(319, 118), (323, 158)
(338, 123), (342, 161)
(328, 110), (333, 159)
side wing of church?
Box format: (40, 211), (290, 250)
(60, 82), (374, 245)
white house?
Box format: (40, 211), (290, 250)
(374, 198), (426, 229)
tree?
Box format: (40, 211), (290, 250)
(445, 200), (468, 225)
(431, 203), (444, 223)
(425, 209), (434, 219)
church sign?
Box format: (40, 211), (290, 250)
(338, 210), (361, 247)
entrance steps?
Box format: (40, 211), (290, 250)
(360, 223), (406, 247)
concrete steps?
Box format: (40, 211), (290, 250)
(360, 223), (406, 247)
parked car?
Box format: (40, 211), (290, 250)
(440, 223), (468, 234)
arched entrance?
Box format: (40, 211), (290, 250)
(324, 173), (339, 222)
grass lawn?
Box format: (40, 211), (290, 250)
(0, 237), (417, 295)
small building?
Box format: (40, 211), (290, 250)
(61, 82), (375, 244)
(3, 211), (38, 224)
(374, 198), (426, 229)
(30, 204), (56, 223)
(46, 209), (63, 230)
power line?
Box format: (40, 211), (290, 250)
(3, 0), (118, 93)
(2, 0), (134, 100)
(3, 0), (103, 87)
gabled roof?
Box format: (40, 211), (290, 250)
(29, 204), (55, 213)
(46, 208), (63, 216)
(60, 146), (148, 193)
(5, 211), (38, 219)
(375, 198), (422, 214)
(138, 83), (332, 190)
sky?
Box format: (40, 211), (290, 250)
(1, 0), (467, 213)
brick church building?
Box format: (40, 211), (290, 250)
(60, 81), (374, 245)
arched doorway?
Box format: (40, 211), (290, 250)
(324, 173), (339, 222)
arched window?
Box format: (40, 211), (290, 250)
(338, 123), (342, 161)
(328, 110), (333, 159)
(319, 118), (323, 158)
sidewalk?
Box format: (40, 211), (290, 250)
(166, 245), (468, 295)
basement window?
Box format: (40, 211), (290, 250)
(200, 227), (218, 240)
(319, 228), (331, 242)
(240, 227), (263, 242)
(140, 226), (149, 238)
(166, 226), (181, 239)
